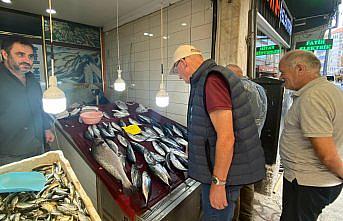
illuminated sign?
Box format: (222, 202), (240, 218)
(267, 0), (280, 17)
(296, 39), (333, 51)
(258, 0), (293, 45)
(280, 2), (292, 35)
(256, 45), (281, 56)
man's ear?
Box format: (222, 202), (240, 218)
(295, 63), (306, 74)
(1, 49), (8, 61)
(179, 58), (186, 68)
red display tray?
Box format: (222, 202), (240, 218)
(58, 103), (187, 220)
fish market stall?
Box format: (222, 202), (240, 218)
(0, 151), (101, 221)
(52, 102), (201, 221)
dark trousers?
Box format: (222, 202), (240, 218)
(201, 184), (241, 221)
(232, 184), (254, 221)
(280, 178), (342, 221)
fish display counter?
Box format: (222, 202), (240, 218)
(51, 102), (201, 221)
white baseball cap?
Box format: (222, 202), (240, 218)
(169, 45), (202, 75)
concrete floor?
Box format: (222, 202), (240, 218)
(252, 174), (343, 221)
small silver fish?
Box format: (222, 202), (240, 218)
(144, 149), (157, 165)
(106, 139), (119, 154)
(128, 117), (141, 125)
(127, 133), (146, 142)
(91, 125), (101, 138)
(170, 152), (187, 171)
(172, 125), (183, 138)
(152, 125), (165, 137)
(117, 134), (128, 147)
(130, 141), (145, 154)
(136, 103), (148, 113)
(137, 114), (151, 124)
(69, 107), (81, 116)
(152, 141), (166, 156)
(142, 171), (151, 205)
(115, 100), (128, 110)
(150, 152), (165, 163)
(149, 163), (171, 186)
(103, 112), (111, 119)
(126, 142), (136, 164)
(131, 165), (142, 189)
(174, 137), (188, 146)
(111, 122), (122, 131)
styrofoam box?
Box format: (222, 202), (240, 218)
(0, 150), (101, 221)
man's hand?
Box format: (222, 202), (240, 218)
(209, 184), (228, 210)
(45, 129), (55, 143)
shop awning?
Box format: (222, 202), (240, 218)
(285, 0), (341, 32)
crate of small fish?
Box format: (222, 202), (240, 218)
(0, 151), (101, 221)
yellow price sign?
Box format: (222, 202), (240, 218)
(122, 124), (141, 135)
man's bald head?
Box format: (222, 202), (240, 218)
(280, 50), (321, 75)
(227, 64), (243, 78)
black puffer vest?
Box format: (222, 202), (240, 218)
(187, 59), (265, 185)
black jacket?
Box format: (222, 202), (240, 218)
(0, 63), (51, 165)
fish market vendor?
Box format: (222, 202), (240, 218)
(0, 36), (54, 165)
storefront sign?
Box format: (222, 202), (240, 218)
(280, 2), (292, 35)
(296, 39), (333, 51)
(256, 45), (281, 56)
(258, 0), (293, 45)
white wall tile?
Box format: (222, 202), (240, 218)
(134, 70), (150, 80)
(168, 1), (191, 21)
(166, 112), (187, 126)
(167, 102), (188, 116)
(166, 80), (189, 93)
(135, 51), (150, 62)
(134, 80), (151, 90)
(168, 91), (189, 104)
(134, 61), (150, 72)
(104, 0), (212, 119)
(191, 23), (212, 41)
(192, 38), (212, 54)
(134, 40), (149, 53)
(134, 17), (150, 34)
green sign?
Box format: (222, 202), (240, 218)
(296, 39), (333, 51)
(256, 45), (281, 56)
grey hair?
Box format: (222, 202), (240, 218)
(281, 50), (321, 73)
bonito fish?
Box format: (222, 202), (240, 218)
(142, 171), (151, 205)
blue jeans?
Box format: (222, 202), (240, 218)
(201, 184), (241, 221)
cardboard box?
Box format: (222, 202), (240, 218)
(0, 150), (101, 221)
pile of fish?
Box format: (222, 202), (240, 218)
(0, 162), (91, 221)
(84, 103), (188, 205)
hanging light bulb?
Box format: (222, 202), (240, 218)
(42, 0), (67, 114)
(156, 82), (169, 107)
(113, 0), (126, 92)
(43, 73), (67, 114)
(156, 2), (169, 108)
(114, 68), (125, 91)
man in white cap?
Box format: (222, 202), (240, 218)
(170, 45), (265, 221)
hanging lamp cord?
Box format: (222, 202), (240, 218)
(116, 0), (121, 71)
(160, 1), (164, 87)
(48, 0), (54, 77)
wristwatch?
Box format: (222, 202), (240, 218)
(212, 175), (226, 186)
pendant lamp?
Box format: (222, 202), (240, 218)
(113, 0), (126, 92)
(155, 2), (169, 108)
(42, 0), (67, 114)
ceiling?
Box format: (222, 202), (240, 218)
(285, 0), (341, 32)
(0, 0), (180, 31)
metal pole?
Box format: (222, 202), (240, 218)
(247, 0), (257, 79)
(323, 27), (332, 76)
